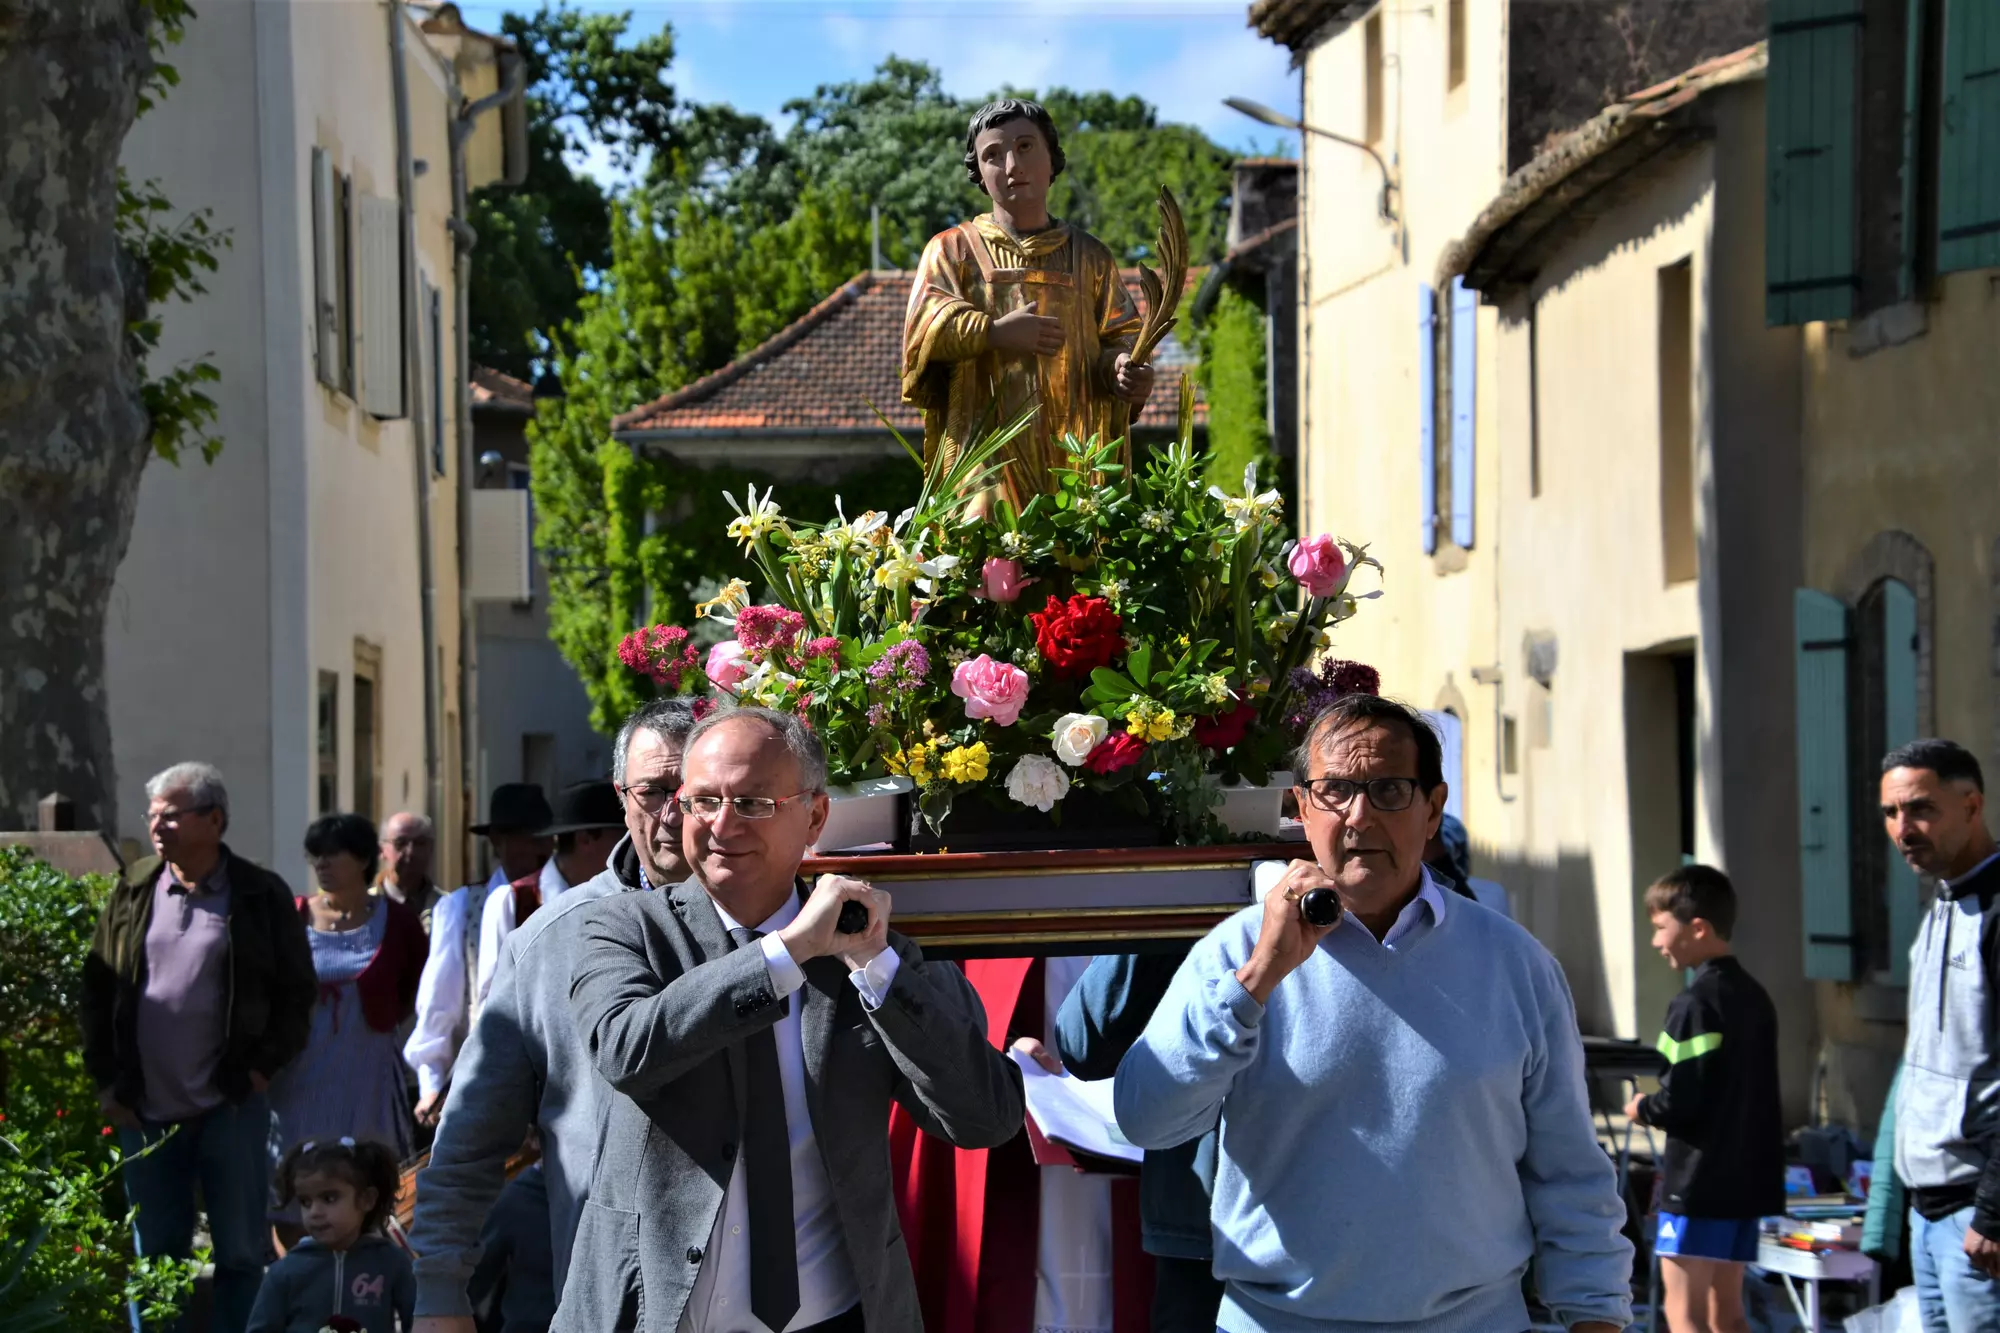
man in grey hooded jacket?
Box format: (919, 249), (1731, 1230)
(409, 698), (697, 1332)
(1884, 738), (2000, 1331)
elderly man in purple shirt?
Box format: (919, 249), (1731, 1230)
(81, 762), (316, 1333)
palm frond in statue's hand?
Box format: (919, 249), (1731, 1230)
(1129, 186), (1189, 368)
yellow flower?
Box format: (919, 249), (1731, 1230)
(887, 742), (933, 785)
(695, 578), (751, 620)
(940, 742), (991, 784)
(1145, 711), (1177, 743)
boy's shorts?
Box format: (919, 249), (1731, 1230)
(1656, 1212), (1760, 1263)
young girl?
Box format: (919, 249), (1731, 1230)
(248, 1139), (414, 1333)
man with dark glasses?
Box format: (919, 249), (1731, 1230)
(1116, 693), (1632, 1332)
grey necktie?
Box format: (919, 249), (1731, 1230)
(730, 926), (800, 1330)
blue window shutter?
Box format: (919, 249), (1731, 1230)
(1449, 277), (1477, 548)
(1766, 0), (1862, 324)
(1938, 0), (2000, 273)
(1418, 284), (1437, 555)
(1882, 579), (1921, 982)
(1795, 588), (1855, 981)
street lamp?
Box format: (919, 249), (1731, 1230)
(1224, 96), (1400, 229)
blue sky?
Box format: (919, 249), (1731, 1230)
(455, 0), (1301, 182)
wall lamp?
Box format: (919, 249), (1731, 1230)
(1224, 96), (1401, 230)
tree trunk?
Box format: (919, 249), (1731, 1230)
(0, 0), (154, 834)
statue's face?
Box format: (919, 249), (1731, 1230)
(973, 117), (1052, 208)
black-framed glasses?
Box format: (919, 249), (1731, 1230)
(676, 792), (813, 822)
(1299, 777), (1420, 813)
(147, 804), (216, 826)
(616, 783), (680, 815)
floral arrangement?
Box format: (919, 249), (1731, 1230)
(613, 382), (1379, 841)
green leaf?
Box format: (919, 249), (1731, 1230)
(1088, 667), (1138, 700)
(1128, 642), (1153, 688)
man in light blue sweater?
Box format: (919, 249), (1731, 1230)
(1116, 694), (1632, 1333)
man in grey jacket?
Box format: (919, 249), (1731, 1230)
(558, 706), (1025, 1333)
(1884, 738), (2000, 1331)
(409, 697), (698, 1333)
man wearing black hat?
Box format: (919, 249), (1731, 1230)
(404, 783), (553, 1126)
(473, 780), (623, 1008)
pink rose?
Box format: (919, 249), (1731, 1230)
(950, 654), (1031, 727)
(705, 640), (750, 690)
(1288, 534), (1348, 599)
(979, 557), (1037, 604)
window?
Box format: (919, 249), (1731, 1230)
(1447, 277), (1477, 549)
(353, 641), (382, 823)
(1447, 0), (1467, 92)
(1658, 260), (1695, 584)
(1365, 11), (1384, 145)
(1855, 578), (1922, 980)
(316, 670), (340, 816)
(311, 149), (356, 396)
(1937, 0), (2000, 273)
(1501, 714), (1520, 776)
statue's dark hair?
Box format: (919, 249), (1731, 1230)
(963, 98), (1066, 192)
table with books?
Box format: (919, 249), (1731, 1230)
(1757, 1196), (1879, 1333)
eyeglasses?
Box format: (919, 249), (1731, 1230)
(147, 804), (216, 826)
(676, 792), (813, 821)
(617, 783), (680, 816)
(1299, 777), (1420, 813)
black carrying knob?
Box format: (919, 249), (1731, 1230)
(1298, 887), (1342, 928)
(836, 900), (870, 934)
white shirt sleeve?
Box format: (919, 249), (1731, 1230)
(474, 882), (518, 1007)
(403, 886), (469, 1098)
(850, 948), (901, 1011)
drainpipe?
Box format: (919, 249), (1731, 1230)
(450, 41), (526, 876)
(387, 1), (442, 839)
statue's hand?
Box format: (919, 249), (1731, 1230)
(1114, 353), (1155, 406)
(989, 307), (1065, 357)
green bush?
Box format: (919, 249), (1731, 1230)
(0, 849), (197, 1331)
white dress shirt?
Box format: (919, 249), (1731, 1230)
(678, 893), (901, 1333)
(474, 859), (571, 1006)
(1250, 861), (1450, 950)
(403, 884), (472, 1098)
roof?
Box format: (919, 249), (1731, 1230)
(471, 365), (534, 414)
(1438, 43), (1766, 298)
(613, 268), (1208, 441)
(1248, 0), (1374, 52)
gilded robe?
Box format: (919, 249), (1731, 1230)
(901, 214), (1141, 512)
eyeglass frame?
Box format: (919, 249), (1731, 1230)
(674, 791), (816, 822)
(147, 803), (218, 826)
(1296, 775), (1426, 813)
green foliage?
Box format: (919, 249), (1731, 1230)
(1194, 282), (1281, 502)
(123, 0), (232, 466)
(0, 850), (196, 1332)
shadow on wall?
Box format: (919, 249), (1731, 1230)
(1476, 849), (1615, 1043)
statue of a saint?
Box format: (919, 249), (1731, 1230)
(901, 99), (1156, 513)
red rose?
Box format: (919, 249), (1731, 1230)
(1084, 731), (1147, 775)
(1192, 702), (1258, 751)
(1028, 594), (1125, 681)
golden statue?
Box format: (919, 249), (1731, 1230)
(901, 99), (1184, 514)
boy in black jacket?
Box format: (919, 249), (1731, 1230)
(1625, 864), (1784, 1333)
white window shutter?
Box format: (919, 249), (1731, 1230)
(1418, 284), (1437, 555)
(468, 490), (532, 602)
(311, 148), (341, 389)
(358, 194), (406, 419)
(1794, 587), (1855, 981)
(1449, 277), (1477, 549)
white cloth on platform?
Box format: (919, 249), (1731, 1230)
(1034, 953), (1114, 1333)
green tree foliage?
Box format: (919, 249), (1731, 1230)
(1194, 282), (1282, 501)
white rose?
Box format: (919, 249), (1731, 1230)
(1051, 712), (1108, 767)
(1006, 754), (1071, 812)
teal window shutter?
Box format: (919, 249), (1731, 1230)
(1767, 0), (1863, 324)
(1449, 278), (1477, 549)
(1796, 588), (1856, 980)
(1881, 579), (1922, 982)
(1938, 0), (2000, 272)
(1419, 284), (1438, 555)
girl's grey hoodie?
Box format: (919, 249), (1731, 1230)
(247, 1233), (415, 1333)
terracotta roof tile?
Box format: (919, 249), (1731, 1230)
(471, 365), (535, 412)
(612, 269), (1207, 439)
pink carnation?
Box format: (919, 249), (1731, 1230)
(617, 624), (697, 690)
(950, 654), (1031, 727)
(735, 604), (807, 657)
